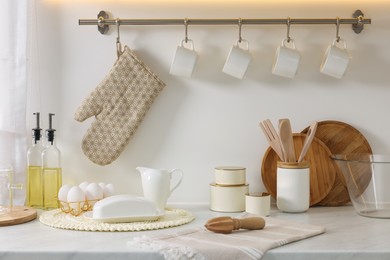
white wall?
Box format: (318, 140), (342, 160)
(30, 0), (390, 205)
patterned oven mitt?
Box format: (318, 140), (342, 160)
(74, 46), (166, 165)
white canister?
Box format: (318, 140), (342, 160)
(245, 192), (271, 216)
(210, 183), (249, 212)
(214, 166), (246, 186)
(277, 161), (310, 213)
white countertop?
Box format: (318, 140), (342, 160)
(1, 204), (390, 260)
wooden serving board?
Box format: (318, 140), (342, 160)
(0, 206), (37, 226)
(261, 133), (337, 206)
(302, 120), (372, 206)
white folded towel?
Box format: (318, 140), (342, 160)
(128, 216), (326, 260)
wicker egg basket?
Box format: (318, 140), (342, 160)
(58, 199), (100, 216)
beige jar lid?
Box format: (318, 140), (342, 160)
(277, 161), (310, 169)
(214, 166), (246, 186)
(210, 183), (249, 188)
(215, 166), (246, 171)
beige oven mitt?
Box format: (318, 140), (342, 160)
(74, 46), (166, 165)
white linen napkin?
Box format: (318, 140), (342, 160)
(128, 216), (326, 260)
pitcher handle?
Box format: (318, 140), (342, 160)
(169, 168), (184, 195)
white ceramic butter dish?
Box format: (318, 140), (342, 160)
(88, 194), (164, 223)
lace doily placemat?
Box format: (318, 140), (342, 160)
(39, 208), (195, 232)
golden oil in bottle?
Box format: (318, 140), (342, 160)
(26, 112), (44, 208)
(26, 166), (43, 207)
(42, 167), (62, 209)
(41, 113), (62, 209)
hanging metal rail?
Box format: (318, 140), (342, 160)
(79, 10), (371, 35)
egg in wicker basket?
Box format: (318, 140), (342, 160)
(57, 182), (114, 216)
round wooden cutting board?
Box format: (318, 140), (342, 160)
(261, 133), (337, 206)
(302, 120), (372, 206)
(0, 206), (37, 226)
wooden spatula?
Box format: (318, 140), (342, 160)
(279, 119), (296, 162)
(205, 216), (265, 234)
(260, 120), (285, 161)
(298, 121), (318, 162)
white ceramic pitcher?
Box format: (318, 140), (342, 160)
(137, 167), (183, 212)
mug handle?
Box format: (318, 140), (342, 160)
(333, 38), (347, 50)
(282, 38), (296, 49)
(236, 39), (249, 51)
(169, 168), (184, 195)
(180, 39), (195, 50)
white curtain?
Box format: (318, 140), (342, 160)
(0, 0), (28, 205)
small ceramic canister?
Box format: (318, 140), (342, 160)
(245, 192), (271, 216)
(210, 183), (249, 212)
(277, 161), (310, 213)
(214, 166), (246, 186)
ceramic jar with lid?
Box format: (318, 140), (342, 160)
(277, 161), (310, 213)
(210, 166), (248, 212)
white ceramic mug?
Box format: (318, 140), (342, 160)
(245, 192), (270, 216)
(170, 39), (198, 77)
(320, 39), (350, 79)
(277, 161), (310, 213)
(137, 167), (183, 212)
(222, 40), (252, 79)
(272, 39), (300, 79)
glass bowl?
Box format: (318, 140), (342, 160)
(331, 154), (390, 218)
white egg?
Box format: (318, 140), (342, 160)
(78, 181), (89, 192)
(67, 186), (86, 211)
(85, 183), (104, 206)
(103, 183), (115, 198)
(98, 182), (106, 190)
(58, 184), (72, 202)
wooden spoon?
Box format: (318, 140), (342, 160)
(279, 119), (296, 162)
(298, 121), (318, 162)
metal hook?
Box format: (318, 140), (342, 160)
(286, 17), (291, 43)
(336, 17), (341, 42)
(184, 18), (189, 43)
(116, 18), (123, 57)
(238, 18), (243, 43)
(116, 18), (121, 43)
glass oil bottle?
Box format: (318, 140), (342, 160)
(42, 113), (62, 209)
(26, 112), (44, 208)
